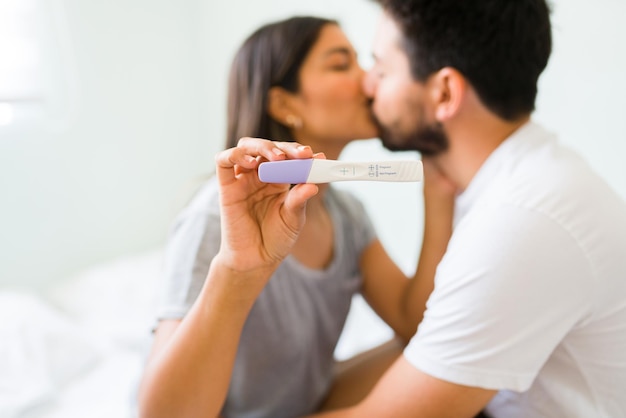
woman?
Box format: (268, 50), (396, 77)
(138, 16), (450, 418)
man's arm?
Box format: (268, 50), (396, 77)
(314, 160), (496, 417)
(312, 356), (496, 418)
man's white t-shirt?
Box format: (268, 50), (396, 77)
(404, 122), (626, 417)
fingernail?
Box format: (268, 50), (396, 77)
(272, 148), (285, 155)
(297, 145), (310, 151)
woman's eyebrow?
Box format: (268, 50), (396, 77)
(323, 46), (353, 57)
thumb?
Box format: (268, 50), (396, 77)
(282, 184), (319, 228)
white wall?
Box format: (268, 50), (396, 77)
(1, 0), (624, 290)
(534, 0), (626, 195)
(0, 0), (212, 289)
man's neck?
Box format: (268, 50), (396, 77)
(436, 100), (530, 191)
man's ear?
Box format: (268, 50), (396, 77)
(429, 67), (466, 122)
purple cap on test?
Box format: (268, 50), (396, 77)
(258, 159), (314, 183)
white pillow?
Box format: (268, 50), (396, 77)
(0, 291), (101, 418)
(47, 249), (163, 352)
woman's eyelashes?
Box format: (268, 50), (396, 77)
(325, 49), (355, 72)
(330, 62), (351, 71)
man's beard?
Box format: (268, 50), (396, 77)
(372, 112), (449, 156)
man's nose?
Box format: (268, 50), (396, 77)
(362, 69), (376, 98)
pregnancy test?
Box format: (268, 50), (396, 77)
(258, 159), (423, 184)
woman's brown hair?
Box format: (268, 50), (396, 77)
(225, 16), (337, 148)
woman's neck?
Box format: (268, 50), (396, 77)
(292, 183), (334, 269)
(296, 136), (345, 161)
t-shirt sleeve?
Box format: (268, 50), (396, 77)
(404, 202), (592, 392)
(156, 187), (222, 320)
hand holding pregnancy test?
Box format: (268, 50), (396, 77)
(258, 158), (423, 184)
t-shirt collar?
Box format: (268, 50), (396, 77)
(453, 120), (548, 225)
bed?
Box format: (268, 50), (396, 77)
(0, 250), (392, 418)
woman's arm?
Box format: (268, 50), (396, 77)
(317, 159), (457, 411)
(137, 139), (318, 418)
(360, 158), (456, 342)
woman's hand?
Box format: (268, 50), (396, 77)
(421, 157), (458, 203)
(214, 137), (320, 278)
(137, 137), (320, 418)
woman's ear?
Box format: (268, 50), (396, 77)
(268, 87), (299, 126)
(429, 67), (466, 122)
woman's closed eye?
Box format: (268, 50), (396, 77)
(325, 48), (354, 71)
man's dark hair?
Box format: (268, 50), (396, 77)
(376, 0), (552, 121)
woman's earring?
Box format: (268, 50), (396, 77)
(285, 114), (303, 129)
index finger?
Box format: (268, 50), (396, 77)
(236, 137), (314, 161)
(215, 137), (315, 185)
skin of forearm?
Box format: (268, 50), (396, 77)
(137, 259), (269, 418)
(360, 191), (454, 343)
(400, 186), (454, 339)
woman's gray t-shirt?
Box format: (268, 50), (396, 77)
(157, 177), (377, 418)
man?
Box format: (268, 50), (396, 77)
(308, 0), (626, 416)
(161, 1), (626, 417)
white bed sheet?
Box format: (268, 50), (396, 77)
(0, 249), (391, 418)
